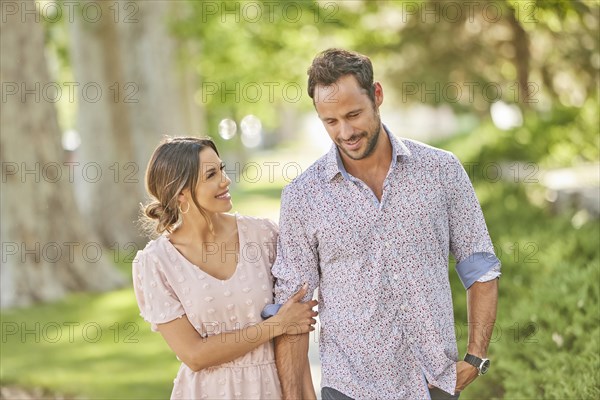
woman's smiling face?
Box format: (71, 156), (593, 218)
(181, 147), (233, 214)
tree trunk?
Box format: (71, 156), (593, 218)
(118, 0), (204, 171)
(0, 0), (126, 309)
(69, 0), (201, 246)
(507, 6), (531, 104)
(69, 0), (141, 246)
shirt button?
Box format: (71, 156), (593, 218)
(393, 274), (399, 281)
(400, 304), (407, 312)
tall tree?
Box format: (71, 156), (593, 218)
(318, 0), (597, 112)
(69, 0), (140, 246)
(69, 0), (201, 246)
(174, 0), (342, 151)
(118, 0), (203, 169)
(0, 0), (125, 308)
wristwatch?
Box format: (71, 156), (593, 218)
(464, 353), (490, 375)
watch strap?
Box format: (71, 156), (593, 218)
(464, 353), (483, 368)
(464, 353), (489, 375)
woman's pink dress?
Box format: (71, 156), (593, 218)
(132, 214), (282, 399)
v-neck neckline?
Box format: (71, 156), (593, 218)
(163, 213), (242, 282)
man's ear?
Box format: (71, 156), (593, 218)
(373, 82), (384, 107)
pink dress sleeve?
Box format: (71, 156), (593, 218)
(132, 247), (185, 332)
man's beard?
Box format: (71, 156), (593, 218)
(337, 118), (381, 161)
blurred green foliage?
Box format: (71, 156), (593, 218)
(435, 99), (600, 170)
(168, 0), (599, 168)
(346, 0), (598, 110)
(439, 125), (599, 399)
(448, 181), (599, 400)
(171, 0), (344, 152)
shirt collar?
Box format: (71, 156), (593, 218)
(324, 125), (412, 181)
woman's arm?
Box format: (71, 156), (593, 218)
(157, 285), (318, 372)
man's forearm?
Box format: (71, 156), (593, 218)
(466, 279), (498, 357)
(275, 333), (313, 399)
(302, 354), (317, 399)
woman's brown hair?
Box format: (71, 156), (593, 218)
(140, 136), (219, 238)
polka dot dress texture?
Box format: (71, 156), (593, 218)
(132, 215), (281, 399)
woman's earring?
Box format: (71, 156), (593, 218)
(178, 201), (190, 214)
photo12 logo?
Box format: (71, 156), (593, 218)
(398, 1), (538, 24)
(1, 241), (140, 265)
(1, 162), (140, 184)
(201, 81), (303, 104)
(198, 1), (339, 24)
(401, 81), (539, 104)
(1, 82), (139, 104)
(1, 1), (139, 24)
(1, 321), (139, 344)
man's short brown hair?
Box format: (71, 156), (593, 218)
(307, 48), (375, 104)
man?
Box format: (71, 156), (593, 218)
(268, 49), (500, 400)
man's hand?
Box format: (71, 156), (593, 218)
(426, 360), (478, 394)
(455, 360), (479, 392)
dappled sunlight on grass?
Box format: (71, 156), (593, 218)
(1, 286), (177, 398)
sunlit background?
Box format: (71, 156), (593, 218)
(1, 0), (599, 399)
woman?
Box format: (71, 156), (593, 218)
(132, 136), (318, 399)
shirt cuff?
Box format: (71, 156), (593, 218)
(456, 252), (500, 289)
(261, 304), (282, 319)
(476, 263), (502, 282)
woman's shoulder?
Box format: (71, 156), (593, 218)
(133, 235), (169, 267)
(236, 213), (278, 235)
(236, 213), (278, 227)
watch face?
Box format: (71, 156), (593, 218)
(480, 359), (490, 374)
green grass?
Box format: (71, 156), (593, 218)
(0, 287), (178, 398)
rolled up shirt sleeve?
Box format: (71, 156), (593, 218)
(444, 154), (501, 289)
(477, 262), (502, 282)
(456, 252), (501, 288)
(271, 185), (320, 304)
